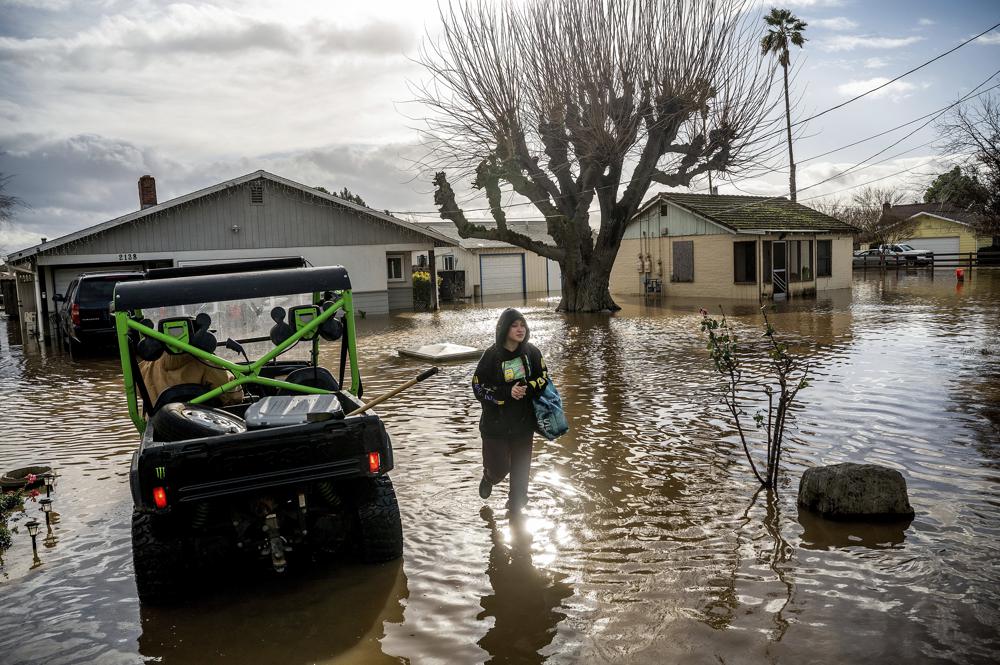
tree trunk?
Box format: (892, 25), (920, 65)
(782, 60), (797, 202)
(557, 254), (620, 312)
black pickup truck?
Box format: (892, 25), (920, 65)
(113, 258), (404, 604)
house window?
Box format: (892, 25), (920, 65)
(671, 240), (694, 282)
(762, 241), (772, 284)
(443, 255), (455, 271)
(788, 240), (813, 282)
(250, 181), (264, 205)
(733, 241), (756, 283)
(817, 240), (832, 277)
(386, 255), (404, 282)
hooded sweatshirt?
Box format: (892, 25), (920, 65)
(472, 308), (549, 437)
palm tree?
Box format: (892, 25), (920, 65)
(761, 8), (807, 202)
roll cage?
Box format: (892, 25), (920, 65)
(113, 259), (362, 434)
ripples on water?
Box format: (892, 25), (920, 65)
(1, 271), (998, 664)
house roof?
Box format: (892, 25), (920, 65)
(635, 192), (856, 233)
(419, 220), (557, 251)
(5, 170), (455, 264)
(881, 202), (987, 228)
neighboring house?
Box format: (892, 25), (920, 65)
(0, 264), (17, 319)
(413, 221), (563, 299)
(610, 193), (856, 300)
(4, 170), (455, 343)
(878, 202), (998, 256)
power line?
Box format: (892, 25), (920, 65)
(799, 81), (1000, 164)
(703, 66), (1000, 215)
(792, 22), (1000, 129)
(388, 21), (1000, 219)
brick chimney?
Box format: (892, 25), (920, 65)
(138, 175), (157, 209)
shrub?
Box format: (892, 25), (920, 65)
(700, 305), (811, 489)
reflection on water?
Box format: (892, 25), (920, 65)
(138, 561), (407, 664)
(477, 507), (572, 664)
(0, 271), (999, 664)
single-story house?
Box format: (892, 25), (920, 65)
(879, 202), (998, 256)
(4, 170), (456, 343)
(413, 221), (562, 299)
(610, 193), (856, 300)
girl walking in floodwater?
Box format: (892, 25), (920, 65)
(472, 308), (549, 512)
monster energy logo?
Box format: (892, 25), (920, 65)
(155, 467), (166, 480)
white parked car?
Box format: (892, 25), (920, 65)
(853, 244), (933, 265)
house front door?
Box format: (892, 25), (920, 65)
(772, 241), (788, 300)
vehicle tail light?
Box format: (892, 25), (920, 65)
(152, 486), (168, 509)
(71, 303), (80, 326)
(368, 452), (381, 474)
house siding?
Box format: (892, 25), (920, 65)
(610, 233), (853, 300)
(433, 245), (553, 297)
(903, 213), (990, 253)
(624, 204), (727, 239)
(45, 180), (427, 257)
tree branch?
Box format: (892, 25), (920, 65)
(433, 171), (565, 261)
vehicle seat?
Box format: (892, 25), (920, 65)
(151, 383), (223, 415)
(276, 367), (339, 395)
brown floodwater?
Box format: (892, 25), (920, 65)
(1, 271), (998, 664)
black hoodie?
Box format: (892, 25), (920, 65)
(472, 308), (549, 438)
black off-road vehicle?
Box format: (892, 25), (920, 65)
(113, 258), (406, 604)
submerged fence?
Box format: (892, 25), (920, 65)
(854, 251), (999, 272)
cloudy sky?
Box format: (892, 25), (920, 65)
(1, 0), (998, 253)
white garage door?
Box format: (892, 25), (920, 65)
(546, 259), (562, 292)
(53, 264), (143, 298)
(903, 236), (959, 257)
(481, 254), (525, 296)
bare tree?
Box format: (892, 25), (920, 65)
(852, 186), (914, 246)
(418, 0), (781, 311)
(937, 93), (1000, 234)
(0, 173), (23, 226)
(815, 186), (911, 247)
(0, 172), (26, 255)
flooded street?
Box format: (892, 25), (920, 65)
(1, 271), (999, 664)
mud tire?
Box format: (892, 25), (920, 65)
(356, 476), (403, 562)
(131, 511), (186, 604)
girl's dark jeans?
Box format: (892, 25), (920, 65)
(482, 432), (534, 507)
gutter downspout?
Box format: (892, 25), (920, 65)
(32, 260), (45, 344)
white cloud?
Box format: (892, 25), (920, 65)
(822, 35), (924, 51)
(918, 18), (935, 27)
(978, 31), (1000, 45)
(835, 77), (930, 101)
(809, 17), (858, 31)
(864, 57), (888, 69)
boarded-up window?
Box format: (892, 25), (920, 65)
(817, 240), (832, 277)
(733, 241), (756, 283)
(250, 181), (264, 205)
(671, 241), (694, 282)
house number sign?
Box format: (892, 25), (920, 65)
(118, 253), (138, 261)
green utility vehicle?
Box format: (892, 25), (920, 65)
(114, 258), (403, 604)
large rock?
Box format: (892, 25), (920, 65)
(798, 463), (914, 520)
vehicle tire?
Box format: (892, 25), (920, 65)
(151, 403), (246, 442)
(131, 511), (186, 604)
(356, 476), (403, 562)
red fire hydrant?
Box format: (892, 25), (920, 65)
(955, 268), (965, 282)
